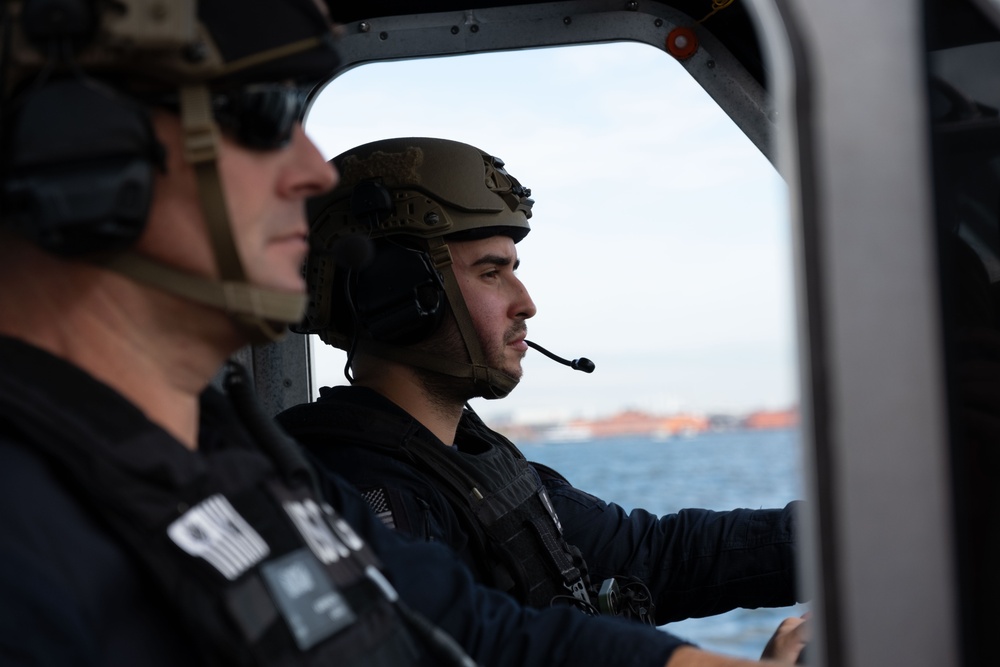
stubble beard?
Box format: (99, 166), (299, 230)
(412, 316), (526, 407)
(413, 315), (478, 409)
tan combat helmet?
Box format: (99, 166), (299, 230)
(301, 137), (533, 399)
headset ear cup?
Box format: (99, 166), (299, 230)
(351, 243), (445, 345)
(1, 79), (160, 256)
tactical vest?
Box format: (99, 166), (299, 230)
(434, 413), (656, 624)
(291, 397), (594, 611)
(412, 410), (595, 610)
(0, 370), (428, 666)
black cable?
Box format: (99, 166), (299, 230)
(223, 360), (323, 498)
(343, 267), (361, 384)
(394, 599), (479, 667)
(361, 558), (484, 664)
(549, 594), (600, 616)
(226, 362), (479, 667)
(524, 340), (595, 373)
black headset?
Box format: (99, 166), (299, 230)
(339, 180), (446, 345)
(0, 0), (164, 256)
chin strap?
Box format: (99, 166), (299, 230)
(358, 236), (520, 400)
(103, 83), (305, 344)
(101, 252), (305, 342)
(361, 339), (519, 400)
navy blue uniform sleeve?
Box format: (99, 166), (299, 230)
(537, 466), (799, 624)
(324, 469), (690, 667)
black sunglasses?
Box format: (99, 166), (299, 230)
(212, 82), (312, 150)
(149, 82), (313, 151)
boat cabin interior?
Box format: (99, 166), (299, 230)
(237, 1), (1000, 664)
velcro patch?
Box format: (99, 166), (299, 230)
(167, 494), (270, 580)
(361, 487), (396, 530)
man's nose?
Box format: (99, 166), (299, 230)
(514, 278), (537, 319)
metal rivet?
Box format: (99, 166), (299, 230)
(563, 16), (572, 25)
(470, 24), (479, 33)
(379, 31), (388, 40)
(626, 1), (639, 10)
(283, 378), (293, 388)
(425, 212), (441, 225)
(359, 21), (371, 33)
(654, 18), (663, 28)
(451, 25), (460, 34)
(706, 60), (715, 69)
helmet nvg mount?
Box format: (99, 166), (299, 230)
(0, 0), (342, 343)
(301, 137), (534, 399)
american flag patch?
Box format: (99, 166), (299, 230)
(361, 487), (396, 529)
(167, 494), (269, 580)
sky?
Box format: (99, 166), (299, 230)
(303, 42), (796, 425)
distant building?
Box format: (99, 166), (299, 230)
(581, 410), (708, 439)
(742, 408), (799, 430)
(490, 406), (798, 442)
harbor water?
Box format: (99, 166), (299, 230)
(519, 427), (808, 659)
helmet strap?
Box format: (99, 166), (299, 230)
(101, 83), (306, 344)
(357, 236), (520, 399)
(361, 340), (519, 400)
(101, 253), (303, 336)
(179, 84), (246, 282)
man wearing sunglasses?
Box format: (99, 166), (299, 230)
(0, 1), (803, 666)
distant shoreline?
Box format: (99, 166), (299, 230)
(490, 407), (798, 444)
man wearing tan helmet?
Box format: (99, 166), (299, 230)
(280, 136), (808, 660)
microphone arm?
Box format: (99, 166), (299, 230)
(525, 340), (596, 373)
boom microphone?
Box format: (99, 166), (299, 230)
(525, 340), (596, 373)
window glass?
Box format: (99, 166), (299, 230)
(305, 42), (802, 656)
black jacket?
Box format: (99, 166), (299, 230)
(278, 385), (800, 625)
(0, 336), (686, 667)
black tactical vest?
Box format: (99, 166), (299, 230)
(285, 395), (593, 611)
(419, 412), (655, 624)
(0, 362), (425, 666)
(410, 410), (594, 610)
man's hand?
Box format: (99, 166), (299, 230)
(664, 612), (810, 666)
(760, 613), (810, 663)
